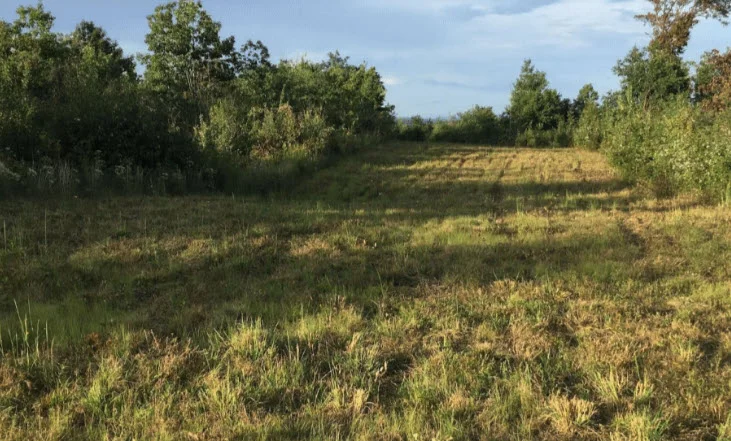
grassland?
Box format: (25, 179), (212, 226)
(1, 142), (730, 440)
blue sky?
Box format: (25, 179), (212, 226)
(1, 0), (728, 117)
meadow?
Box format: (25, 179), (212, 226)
(1, 142), (730, 440)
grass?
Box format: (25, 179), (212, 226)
(1, 142), (730, 440)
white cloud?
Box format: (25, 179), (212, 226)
(466, 0), (647, 48)
(364, 0), (647, 49)
(383, 76), (403, 86)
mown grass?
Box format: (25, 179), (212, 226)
(1, 142), (730, 440)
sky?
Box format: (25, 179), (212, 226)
(1, 0), (728, 117)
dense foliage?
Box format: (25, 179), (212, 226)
(597, 2), (731, 201)
(603, 95), (731, 198)
(0, 1), (395, 196)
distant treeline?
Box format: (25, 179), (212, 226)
(396, 0), (731, 201)
(0, 1), (396, 196)
(395, 60), (583, 148)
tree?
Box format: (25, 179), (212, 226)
(141, 0), (241, 131)
(240, 40), (271, 72)
(613, 46), (690, 108)
(70, 21), (136, 81)
(0, 3), (67, 161)
(696, 48), (731, 111)
(637, 0), (730, 55)
(507, 60), (566, 133)
(573, 84), (600, 117)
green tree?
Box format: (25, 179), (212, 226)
(507, 60), (565, 134)
(695, 48), (731, 111)
(70, 21), (136, 81)
(240, 40), (272, 71)
(141, 0), (241, 131)
(573, 84), (600, 117)
(0, 3), (67, 161)
(613, 46), (690, 109)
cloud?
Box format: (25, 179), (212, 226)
(423, 79), (493, 91)
(466, 0), (647, 48)
(365, 0), (490, 15)
(363, 0), (647, 48)
(382, 76), (403, 86)
(419, 71), (500, 90)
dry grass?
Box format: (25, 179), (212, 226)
(0, 142), (730, 440)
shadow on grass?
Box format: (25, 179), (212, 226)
(2, 219), (648, 338)
(0, 143), (707, 341)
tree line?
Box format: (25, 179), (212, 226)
(396, 60), (588, 148)
(396, 0), (731, 201)
(1, 0), (730, 201)
(0, 1), (396, 195)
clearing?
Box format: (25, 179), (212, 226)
(1, 143), (730, 440)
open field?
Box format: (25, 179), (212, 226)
(1, 142), (730, 440)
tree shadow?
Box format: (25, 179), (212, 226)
(24, 208), (650, 335)
(0, 143), (707, 338)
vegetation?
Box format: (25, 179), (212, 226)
(0, 2), (395, 197)
(598, 0), (731, 200)
(430, 106), (505, 145)
(1, 0), (731, 439)
(396, 61), (577, 148)
(395, 0), (731, 201)
(2, 143), (731, 440)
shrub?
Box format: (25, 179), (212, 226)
(574, 102), (603, 149)
(395, 116), (433, 142)
(248, 104), (333, 161)
(516, 127), (550, 148)
(249, 105), (300, 159)
(298, 108), (333, 156)
(0, 4), (395, 197)
(515, 122), (573, 148)
(603, 96), (731, 200)
(196, 98), (252, 157)
(0, 158), (19, 181)
(553, 117), (574, 147)
(428, 106), (504, 144)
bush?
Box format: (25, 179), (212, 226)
(395, 116), (433, 142)
(196, 98), (252, 157)
(248, 104), (333, 160)
(430, 106), (502, 144)
(574, 102), (603, 149)
(298, 108), (333, 156)
(516, 127), (550, 147)
(515, 120), (573, 148)
(0, 5), (396, 198)
(603, 96), (731, 200)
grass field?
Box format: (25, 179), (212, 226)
(1, 142), (730, 440)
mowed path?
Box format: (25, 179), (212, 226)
(1, 143), (731, 440)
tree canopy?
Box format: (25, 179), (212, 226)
(507, 60), (566, 133)
(637, 0), (730, 55)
